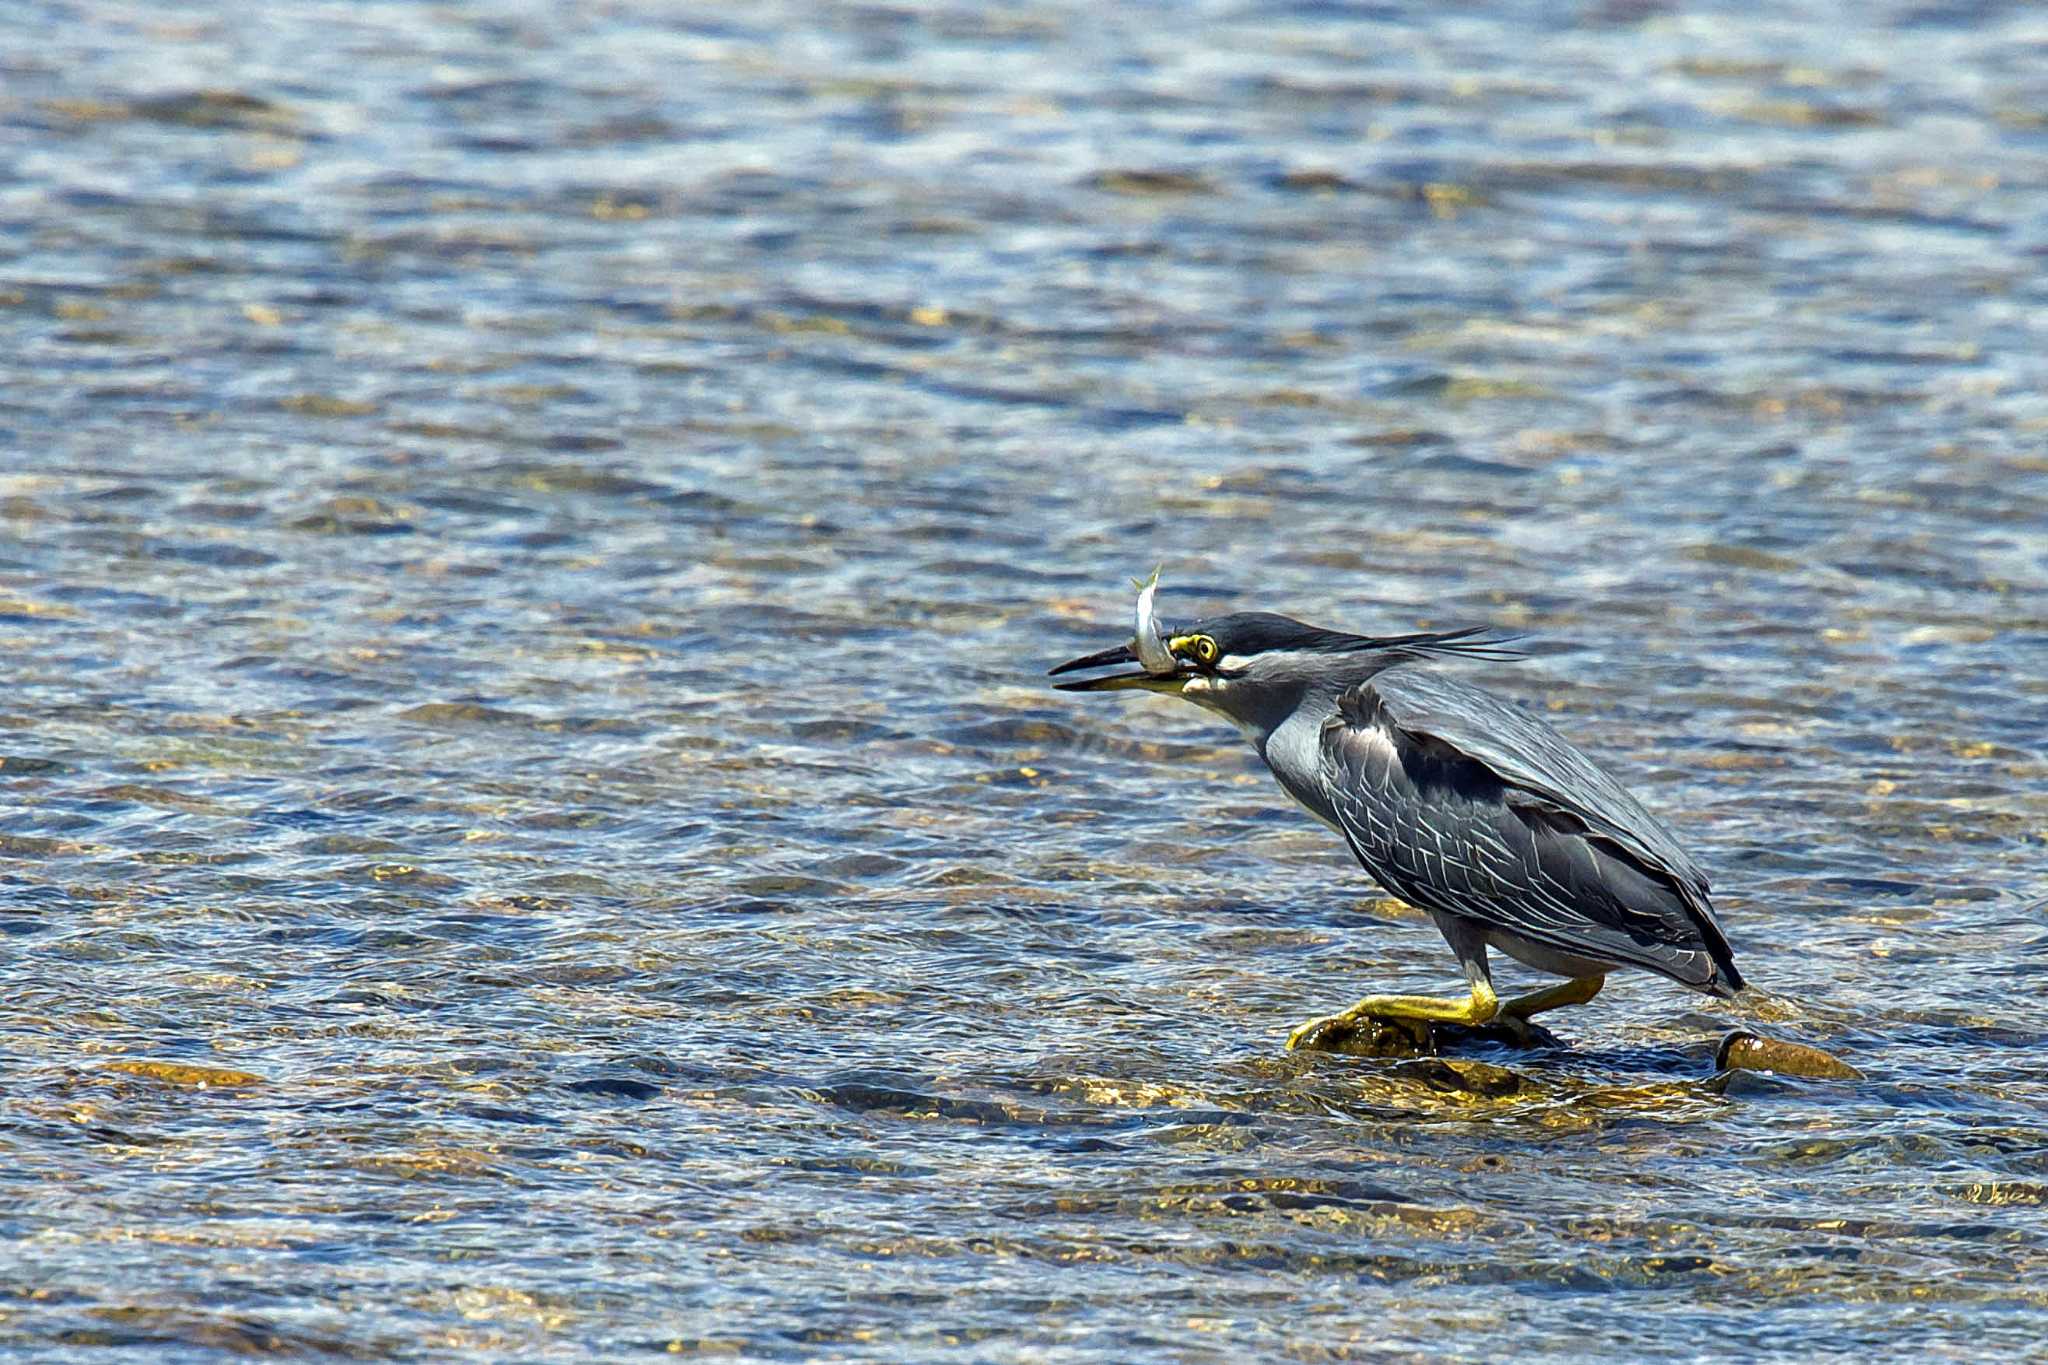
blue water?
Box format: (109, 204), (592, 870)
(2, 0), (2046, 1359)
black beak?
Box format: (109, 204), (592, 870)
(1048, 642), (1138, 676)
(1048, 642), (1188, 693)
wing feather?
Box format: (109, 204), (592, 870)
(1358, 667), (1716, 909)
(1319, 666), (1740, 991)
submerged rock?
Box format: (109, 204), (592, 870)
(1714, 1030), (1862, 1081)
(1292, 1017), (1859, 1091)
(1379, 1057), (1529, 1098)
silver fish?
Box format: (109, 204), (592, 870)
(1131, 566), (1176, 676)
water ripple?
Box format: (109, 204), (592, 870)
(3, 0), (2047, 1358)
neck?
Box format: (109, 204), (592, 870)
(1198, 651), (1387, 747)
(1241, 679), (1348, 832)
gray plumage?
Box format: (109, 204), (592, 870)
(1052, 608), (1744, 1008)
(1323, 665), (1738, 994)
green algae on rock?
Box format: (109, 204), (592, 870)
(1715, 1031), (1863, 1081)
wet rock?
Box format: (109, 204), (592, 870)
(129, 90), (300, 133)
(1291, 1014), (1430, 1057)
(1380, 1057), (1528, 1098)
(103, 1061), (266, 1089)
(1293, 1014), (1560, 1058)
(1087, 169), (1215, 195)
(1435, 1019), (1563, 1052)
(1715, 1030), (1863, 1081)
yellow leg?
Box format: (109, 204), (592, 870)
(1498, 974), (1604, 1024)
(1287, 980), (1498, 1050)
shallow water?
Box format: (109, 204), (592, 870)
(3, 0), (2047, 1359)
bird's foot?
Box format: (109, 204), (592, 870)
(1466, 976), (1602, 1048)
(1486, 1011), (1540, 1047)
(1288, 982), (1571, 1055)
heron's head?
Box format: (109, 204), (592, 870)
(1049, 612), (1366, 731)
(1050, 610), (1520, 737)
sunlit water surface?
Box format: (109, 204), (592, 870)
(3, 1), (2047, 1359)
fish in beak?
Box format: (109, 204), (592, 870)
(1046, 640), (1190, 692)
(1048, 568), (1190, 692)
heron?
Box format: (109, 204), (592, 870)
(1050, 598), (1742, 1048)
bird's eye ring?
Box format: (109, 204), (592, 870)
(1190, 635), (1219, 666)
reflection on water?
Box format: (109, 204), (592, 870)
(3, 0), (2047, 1357)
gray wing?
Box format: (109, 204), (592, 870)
(1320, 666), (1739, 992)
(1365, 666), (1712, 904)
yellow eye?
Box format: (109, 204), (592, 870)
(1190, 635), (1219, 665)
